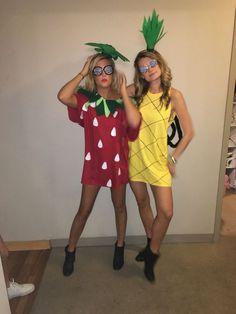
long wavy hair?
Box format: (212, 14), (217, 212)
(134, 50), (172, 108)
(84, 53), (119, 93)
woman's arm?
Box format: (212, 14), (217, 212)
(119, 74), (141, 128)
(126, 84), (135, 97)
(57, 56), (92, 108)
(168, 88), (194, 175)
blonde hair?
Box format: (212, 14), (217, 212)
(134, 50), (172, 108)
(84, 53), (119, 93)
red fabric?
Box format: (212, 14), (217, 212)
(127, 119), (142, 141)
(67, 92), (139, 188)
(67, 93), (87, 126)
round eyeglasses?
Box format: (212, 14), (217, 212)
(138, 59), (158, 74)
(92, 65), (114, 76)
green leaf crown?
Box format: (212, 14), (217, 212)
(85, 42), (129, 62)
(141, 9), (166, 51)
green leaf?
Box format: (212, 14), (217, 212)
(96, 97), (104, 106)
(85, 42), (129, 62)
(141, 9), (166, 50)
(103, 100), (110, 117)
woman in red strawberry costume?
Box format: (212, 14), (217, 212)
(57, 44), (141, 276)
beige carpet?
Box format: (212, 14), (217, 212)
(31, 237), (236, 314)
(221, 193), (236, 235)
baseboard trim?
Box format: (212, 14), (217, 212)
(51, 234), (214, 248)
(5, 234), (214, 250)
(6, 240), (51, 251)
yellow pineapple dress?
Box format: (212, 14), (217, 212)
(129, 91), (174, 187)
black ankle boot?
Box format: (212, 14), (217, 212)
(63, 245), (76, 276)
(113, 242), (125, 270)
(135, 237), (151, 262)
(144, 245), (160, 282)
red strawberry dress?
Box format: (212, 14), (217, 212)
(67, 89), (139, 188)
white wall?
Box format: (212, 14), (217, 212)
(0, 0), (235, 241)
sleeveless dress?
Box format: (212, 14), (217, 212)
(129, 91), (174, 187)
(67, 89), (140, 188)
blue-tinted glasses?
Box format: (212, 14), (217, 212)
(92, 65), (113, 76)
(139, 59), (158, 74)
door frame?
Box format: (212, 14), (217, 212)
(214, 14), (236, 241)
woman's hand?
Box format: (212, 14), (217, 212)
(80, 55), (94, 78)
(57, 55), (95, 108)
(117, 71), (141, 129)
(117, 72), (127, 97)
(167, 157), (176, 177)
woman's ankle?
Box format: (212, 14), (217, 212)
(149, 243), (160, 255)
(116, 240), (125, 247)
(66, 244), (76, 253)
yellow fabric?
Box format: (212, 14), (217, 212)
(129, 91), (174, 187)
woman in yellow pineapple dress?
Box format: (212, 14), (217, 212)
(128, 49), (194, 282)
(129, 89), (175, 187)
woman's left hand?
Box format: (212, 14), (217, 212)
(117, 72), (127, 97)
(167, 159), (176, 177)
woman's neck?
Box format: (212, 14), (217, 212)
(97, 87), (112, 99)
(148, 79), (162, 94)
(97, 87), (119, 100)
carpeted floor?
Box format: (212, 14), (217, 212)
(31, 236), (236, 314)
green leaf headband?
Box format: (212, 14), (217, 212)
(85, 42), (129, 62)
(141, 9), (166, 51)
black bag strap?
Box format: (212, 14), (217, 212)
(168, 116), (183, 148)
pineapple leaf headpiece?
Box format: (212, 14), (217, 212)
(141, 9), (166, 51)
(85, 42), (129, 62)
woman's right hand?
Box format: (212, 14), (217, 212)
(57, 55), (95, 108)
(80, 55), (94, 78)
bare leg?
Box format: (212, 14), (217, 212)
(67, 184), (100, 252)
(110, 185), (127, 246)
(129, 181), (154, 239)
(111, 185), (127, 270)
(150, 185), (173, 254)
(63, 184), (100, 276)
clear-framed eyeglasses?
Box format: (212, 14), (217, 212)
(139, 59), (158, 74)
(92, 65), (114, 76)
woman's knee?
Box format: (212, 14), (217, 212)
(112, 200), (126, 214)
(160, 207), (173, 221)
(111, 186), (127, 213)
(75, 207), (92, 223)
(136, 195), (151, 211)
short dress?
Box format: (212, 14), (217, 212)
(67, 89), (139, 188)
(129, 91), (175, 187)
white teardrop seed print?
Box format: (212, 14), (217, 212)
(90, 102), (96, 108)
(111, 127), (116, 137)
(93, 117), (99, 127)
(82, 103), (88, 112)
(85, 152), (91, 161)
(98, 140), (103, 148)
(113, 111), (118, 118)
(101, 162), (107, 170)
(118, 168), (121, 176)
(114, 153), (120, 162)
(80, 111), (84, 119)
(106, 179), (112, 187)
